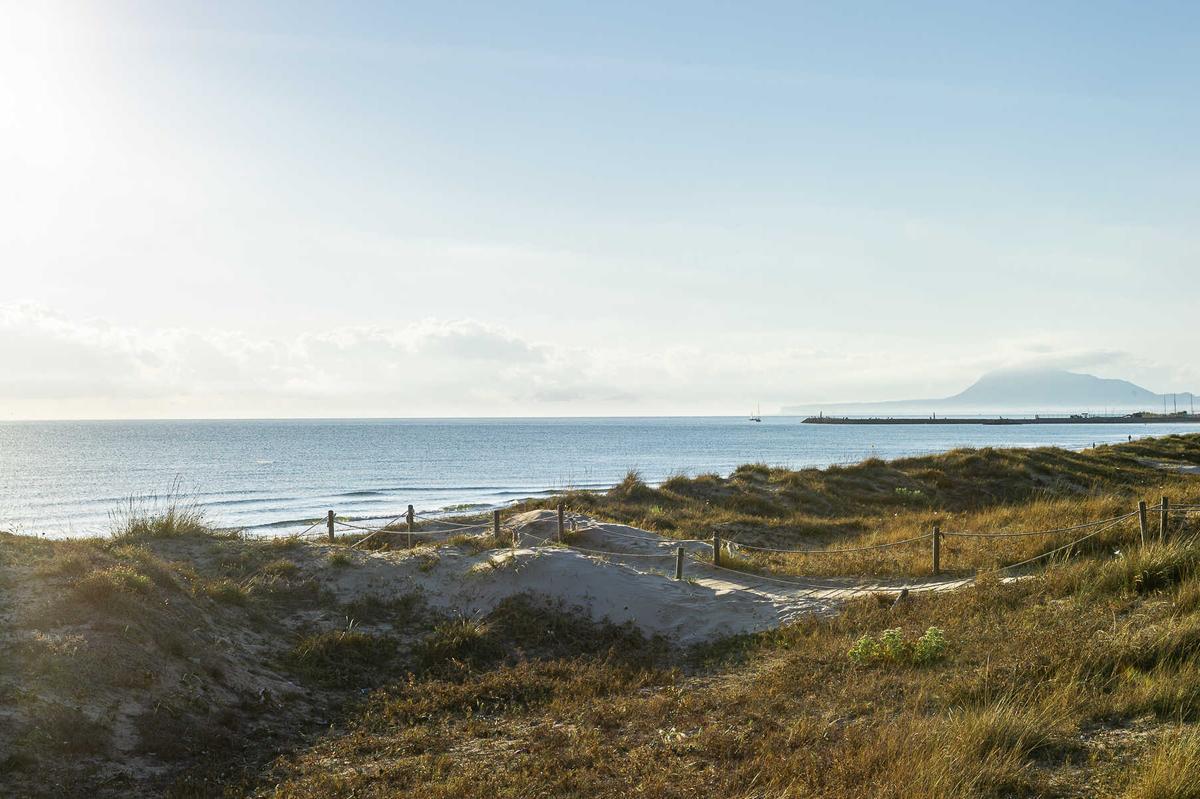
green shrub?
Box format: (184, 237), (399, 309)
(849, 626), (948, 667)
(848, 634), (881, 665)
(913, 626), (948, 664)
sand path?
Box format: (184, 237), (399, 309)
(313, 510), (973, 645)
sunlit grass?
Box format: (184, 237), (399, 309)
(3, 434), (1200, 796)
(523, 436), (1200, 578)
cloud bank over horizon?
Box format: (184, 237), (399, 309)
(2, 303), (1193, 420)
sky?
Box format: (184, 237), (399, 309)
(2, 1), (1198, 419)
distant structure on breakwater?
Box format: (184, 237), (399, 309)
(802, 412), (1200, 426)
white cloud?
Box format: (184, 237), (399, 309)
(0, 304), (1191, 419)
(0, 305), (605, 418)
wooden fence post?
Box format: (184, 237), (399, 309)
(406, 505), (415, 549)
(675, 546), (684, 580)
(1138, 500), (1149, 546)
(932, 524), (941, 576)
(1160, 496), (1170, 543)
(713, 531), (722, 567)
(327, 510), (335, 543)
(493, 509), (501, 542)
(557, 503), (565, 542)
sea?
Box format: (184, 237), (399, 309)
(1, 417), (1195, 538)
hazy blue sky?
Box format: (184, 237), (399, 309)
(2, 1), (1198, 418)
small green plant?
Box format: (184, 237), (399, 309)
(913, 626), (948, 664)
(848, 626), (947, 667)
(848, 634), (881, 665)
(329, 551), (353, 568)
(894, 486), (926, 502)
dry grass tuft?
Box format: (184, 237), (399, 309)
(1123, 728), (1200, 799)
(109, 485), (210, 541)
(286, 627), (401, 686)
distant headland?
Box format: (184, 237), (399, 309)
(785, 367), (1198, 417)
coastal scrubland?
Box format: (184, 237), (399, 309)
(528, 434), (1200, 577)
(2, 435), (1200, 797)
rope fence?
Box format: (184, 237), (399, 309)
(253, 496), (1193, 593)
(975, 514), (1133, 578)
(726, 532), (934, 555)
(522, 532), (678, 559)
(938, 512), (1139, 540)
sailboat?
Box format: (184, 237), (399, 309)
(749, 403), (763, 423)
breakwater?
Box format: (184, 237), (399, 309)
(803, 414), (1200, 426)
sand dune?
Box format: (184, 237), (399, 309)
(310, 510), (971, 644)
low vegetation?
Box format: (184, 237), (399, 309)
(1, 434), (1199, 797)
(523, 434), (1200, 577)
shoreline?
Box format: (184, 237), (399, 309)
(7, 427), (1190, 537)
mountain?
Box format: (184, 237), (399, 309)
(782, 368), (1198, 416)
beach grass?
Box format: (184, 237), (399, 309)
(523, 434), (1200, 577)
(2, 434), (1200, 796)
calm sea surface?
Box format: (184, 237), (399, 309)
(1, 418), (1195, 537)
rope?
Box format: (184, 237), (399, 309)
(388, 528), (460, 537)
(335, 522), (460, 538)
(708, 561), (833, 589)
(725, 532), (933, 555)
(296, 519), (323, 536)
(976, 514), (1131, 577)
(521, 533), (676, 559)
(942, 510), (1140, 539)
(349, 530), (384, 550)
(333, 520), (380, 532)
(583, 524), (712, 546)
(333, 512), (407, 533)
(370, 511), (409, 530)
(346, 520), (495, 550)
(413, 514), (494, 529)
(705, 562), (925, 600)
(425, 522), (494, 533)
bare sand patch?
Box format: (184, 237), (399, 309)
(308, 509), (971, 645)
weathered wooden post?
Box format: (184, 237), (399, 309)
(493, 509), (501, 541)
(1160, 496), (1170, 543)
(675, 546), (685, 580)
(1138, 500), (1149, 546)
(557, 503), (565, 541)
(713, 531), (722, 567)
(327, 510), (335, 543)
(932, 524), (941, 576)
(406, 504), (415, 549)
